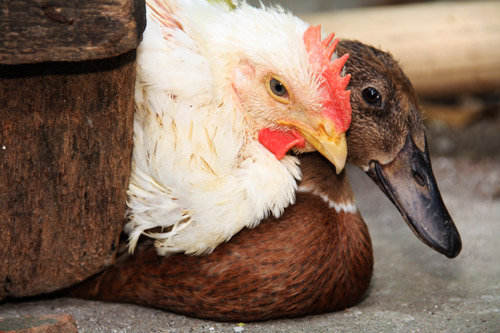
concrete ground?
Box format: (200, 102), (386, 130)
(1, 116), (499, 332)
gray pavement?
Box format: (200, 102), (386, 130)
(0, 129), (499, 332)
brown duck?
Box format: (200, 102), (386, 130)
(70, 40), (461, 321)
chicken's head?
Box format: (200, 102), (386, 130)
(230, 25), (351, 174)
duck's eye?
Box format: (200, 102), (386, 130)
(362, 87), (382, 107)
(269, 78), (288, 97)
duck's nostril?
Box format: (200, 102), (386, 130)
(413, 170), (426, 187)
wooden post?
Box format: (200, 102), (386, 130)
(0, 0), (144, 299)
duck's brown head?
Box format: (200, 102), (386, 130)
(337, 40), (461, 258)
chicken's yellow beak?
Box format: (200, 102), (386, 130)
(278, 118), (347, 174)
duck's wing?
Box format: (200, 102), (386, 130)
(69, 153), (373, 321)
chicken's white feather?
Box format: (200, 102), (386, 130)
(125, 0), (333, 255)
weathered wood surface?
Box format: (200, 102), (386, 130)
(0, 0), (145, 64)
(0, 51), (136, 300)
(304, 0), (500, 97)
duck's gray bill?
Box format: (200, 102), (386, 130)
(366, 134), (462, 258)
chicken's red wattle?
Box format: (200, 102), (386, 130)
(258, 128), (306, 160)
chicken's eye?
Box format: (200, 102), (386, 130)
(362, 87), (382, 107)
(269, 78), (288, 97)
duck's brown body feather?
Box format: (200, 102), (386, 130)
(72, 154), (373, 321)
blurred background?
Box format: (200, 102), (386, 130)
(251, 0), (448, 12)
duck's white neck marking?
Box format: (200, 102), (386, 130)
(297, 185), (357, 214)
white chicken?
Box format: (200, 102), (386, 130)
(125, 0), (351, 256)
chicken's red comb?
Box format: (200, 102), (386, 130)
(303, 26), (351, 133)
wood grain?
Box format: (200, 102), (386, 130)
(0, 51), (136, 300)
(0, 0), (145, 64)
